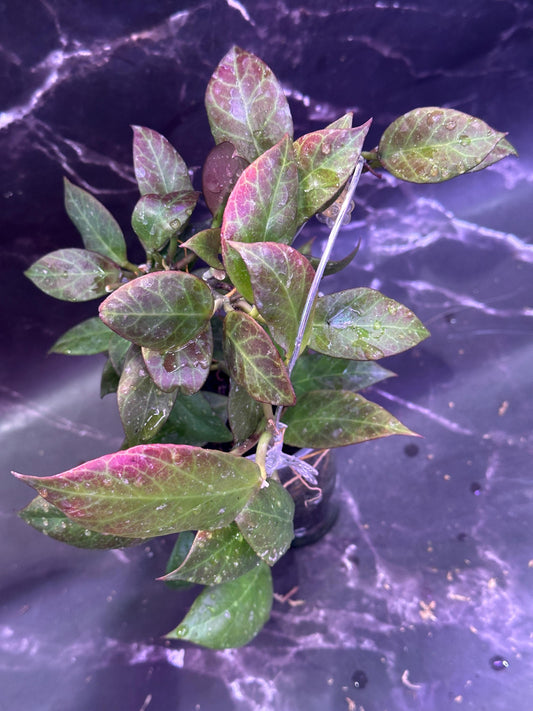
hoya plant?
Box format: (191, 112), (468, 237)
(14, 47), (516, 649)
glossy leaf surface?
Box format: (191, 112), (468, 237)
(310, 288), (429, 360)
(50, 317), (115, 355)
(291, 353), (395, 398)
(13, 444), (262, 538)
(167, 561), (272, 649)
(142, 324), (212, 394)
(108, 333), (131, 373)
(118, 346), (176, 444)
(294, 121), (370, 224)
(378, 108), (507, 183)
(202, 141), (248, 216)
(224, 311), (295, 406)
(161, 523), (260, 585)
(64, 178), (128, 266)
(205, 46), (293, 163)
(181, 228), (223, 269)
(283, 390), (415, 448)
(153, 392), (232, 446)
(19, 496), (143, 549)
(25, 249), (122, 302)
(228, 380), (263, 444)
(99, 271), (213, 351)
(132, 126), (193, 196)
(228, 241), (315, 357)
(235, 480), (294, 565)
(132, 191), (199, 251)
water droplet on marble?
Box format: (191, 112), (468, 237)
(490, 655), (509, 671)
(351, 670), (368, 689)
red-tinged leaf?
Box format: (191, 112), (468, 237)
(13, 444), (262, 538)
(142, 324), (213, 394)
(205, 46), (293, 163)
(132, 126), (193, 196)
(160, 523), (260, 585)
(50, 317), (115, 355)
(235, 480), (294, 565)
(291, 353), (395, 398)
(131, 191), (199, 252)
(326, 113), (353, 129)
(223, 310), (295, 406)
(283, 390), (416, 448)
(64, 178), (128, 267)
(99, 271), (213, 351)
(228, 380), (263, 444)
(378, 108), (508, 183)
(19, 496), (144, 549)
(181, 228), (223, 269)
(166, 561), (272, 649)
(466, 136), (518, 173)
(118, 346), (177, 444)
(221, 135), (298, 245)
(202, 141), (248, 216)
(294, 120), (371, 224)
(25, 248), (123, 302)
(228, 241), (315, 358)
(221, 135), (298, 301)
(310, 288), (429, 360)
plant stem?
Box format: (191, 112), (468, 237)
(255, 429), (273, 480)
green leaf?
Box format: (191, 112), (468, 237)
(108, 332), (131, 373)
(50, 317), (115, 355)
(378, 107), (508, 183)
(166, 561), (272, 649)
(310, 288), (429, 360)
(99, 271), (214, 351)
(118, 346), (177, 445)
(132, 191), (199, 252)
(283, 389), (416, 448)
(223, 311), (295, 406)
(13, 444), (262, 538)
(291, 353), (395, 398)
(221, 135), (299, 301)
(235, 480), (294, 565)
(228, 241), (315, 358)
(19, 496), (144, 549)
(205, 46), (293, 163)
(228, 380), (263, 444)
(294, 120), (371, 224)
(25, 249), (123, 302)
(466, 136), (518, 173)
(142, 324), (213, 394)
(153, 392), (232, 446)
(181, 228), (223, 269)
(202, 141), (248, 216)
(161, 523), (260, 585)
(63, 178), (128, 267)
(100, 358), (120, 398)
(132, 126), (193, 196)
(306, 242), (360, 277)
(164, 532), (195, 589)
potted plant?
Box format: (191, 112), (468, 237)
(13, 47), (516, 649)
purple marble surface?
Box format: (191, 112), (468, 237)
(1, 2), (532, 710)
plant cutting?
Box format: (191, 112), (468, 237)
(13, 47), (516, 649)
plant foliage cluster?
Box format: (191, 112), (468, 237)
(15, 47), (515, 648)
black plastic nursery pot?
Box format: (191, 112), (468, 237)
(2, 2), (533, 710)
